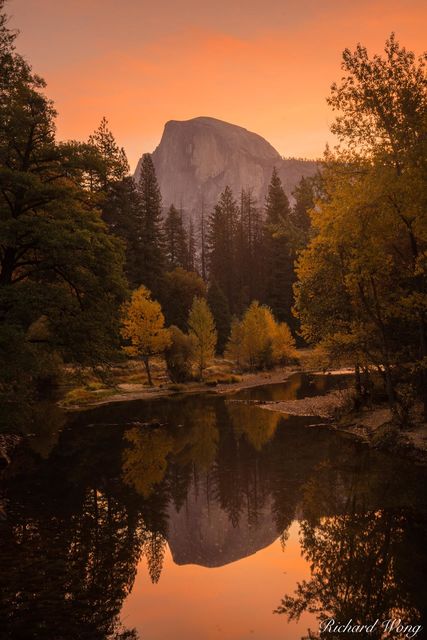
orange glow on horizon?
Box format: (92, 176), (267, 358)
(7, 0), (427, 171)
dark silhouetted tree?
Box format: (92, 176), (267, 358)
(263, 168), (294, 325)
(208, 186), (238, 312)
(164, 204), (188, 269)
(135, 154), (165, 297)
(208, 279), (231, 354)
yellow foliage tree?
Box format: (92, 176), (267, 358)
(293, 35), (427, 419)
(120, 285), (171, 385)
(122, 427), (174, 498)
(225, 301), (295, 370)
(188, 296), (217, 379)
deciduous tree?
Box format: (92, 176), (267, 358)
(120, 286), (171, 385)
(188, 297), (217, 379)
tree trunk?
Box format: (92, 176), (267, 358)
(144, 356), (153, 386)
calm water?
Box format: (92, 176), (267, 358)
(0, 373), (426, 640)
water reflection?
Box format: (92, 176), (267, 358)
(276, 457), (427, 639)
(0, 374), (426, 639)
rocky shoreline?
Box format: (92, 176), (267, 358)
(253, 390), (427, 465)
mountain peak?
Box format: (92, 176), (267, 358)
(135, 117), (317, 218)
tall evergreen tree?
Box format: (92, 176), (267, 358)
(236, 189), (264, 308)
(208, 186), (238, 313)
(101, 176), (143, 288)
(207, 279), (231, 354)
(263, 168), (294, 325)
(87, 119), (145, 288)
(199, 198), (207, 281)
(187, 216), (196, 273)
(136, 153), (165, 297)
(88, 117), (129, 191)
(164, 204), (188, 269)
(291, 173), (324, 242)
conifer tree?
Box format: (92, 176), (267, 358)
(263, 168), (294, 325)
(291, 175), (314, 238)
(101, 176), (143, 288)
(236, 189), (264, 307)
(208, 186), (238, 312)
(164, 204), (188, 269)
(136, 154), (165, 297)
(291, 173), (324, 243)
(207, 279), (231, 354)
(199, 198), (207, 281)
(88, 117), (129, 191)
(87, 119), (146, 288)
(187, 216), (197, 272)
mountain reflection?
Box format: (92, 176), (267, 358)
(0, 374), (426, 639)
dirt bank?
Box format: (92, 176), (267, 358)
(63, 366), (301, 411)
(257, 390), (427, 465)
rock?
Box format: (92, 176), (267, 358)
(134, 116), (318, 221)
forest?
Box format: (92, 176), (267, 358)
(0, 0), (426, 431)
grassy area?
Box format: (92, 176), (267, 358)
(60, 357), (246, 407)
(59, 355), (301, 408)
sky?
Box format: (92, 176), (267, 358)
(6, 0), (427, 171)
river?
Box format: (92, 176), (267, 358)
(0, 373), (426, 639)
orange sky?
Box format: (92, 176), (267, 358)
(7, 0), (427, 171)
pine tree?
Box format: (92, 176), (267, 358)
(164, 204), (188, 269)
(136, 154), (165, 297)
(263, 168), (294, 325)
(88, 117), (129, 191)
(208, 186), (238, 312)
(88, 119), (146, 288)
(187, 216), (196, 272)
(207, 279), (231, 354)
(235, 189), (264, 309)
(101, 176), (143, 288)
(291, 174), (324, 241)
(199, 198), (207, 281)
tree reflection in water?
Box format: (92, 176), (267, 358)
(0, 376), (426, 639)
(275, 458), (427, 639)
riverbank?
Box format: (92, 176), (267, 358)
(60, 358), (427, 465)
(258, 390), (427, 465)
(61, 362), (303, 410)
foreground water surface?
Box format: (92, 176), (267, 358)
(1, 373), (426, 639)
